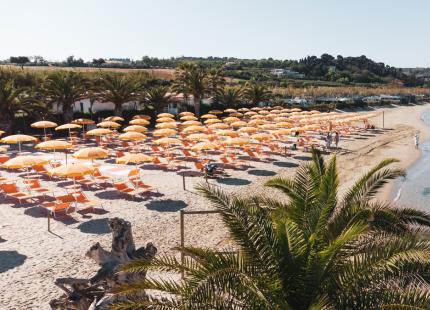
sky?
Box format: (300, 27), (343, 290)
(1, 0), (429, 67)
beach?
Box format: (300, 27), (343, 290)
(1, 103), (429, 309)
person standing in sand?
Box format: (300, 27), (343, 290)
(326, 132), (332, 149)
(334, 131), (340, 149)
(414, 132), (420, 149)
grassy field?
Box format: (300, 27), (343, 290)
(0, 65), (176, 80)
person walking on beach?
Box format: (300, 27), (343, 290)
(326, 132), (332, 149)
(334, 131), (340, 149)
(414, 132), (420, 149)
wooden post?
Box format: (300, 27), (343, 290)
(182, 174), (186, 190)
(180, 210), (185, 279)
(382, 110), (385, 129)
(47, 213), (51, 232)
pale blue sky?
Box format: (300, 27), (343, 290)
(1, 0), (429, 67)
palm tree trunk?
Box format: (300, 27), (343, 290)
(114, 104), (122, 116)
(63, 104), (74, 123)
(193, 96), (201, 117)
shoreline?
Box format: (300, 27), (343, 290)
(335, 103), (430, 202)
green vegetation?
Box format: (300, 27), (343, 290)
(111, 150), (430, 309)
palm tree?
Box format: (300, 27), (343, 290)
(173, 63), (208, 116)
(96, 73), (145, 116)
(215, 86), (243, 108)
(111, 150), (430, 309)
(207, 67), (226, 96)
(44, 71), (89, 123)
(243, 82), (272, 106)
(0, 74), (44, 131)
(144, 85), (172, 117)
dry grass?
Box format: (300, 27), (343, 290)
(272, 85), (430, 98)
(0, 65), (175, 80)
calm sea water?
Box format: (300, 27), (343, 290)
(390, 109), (430, 210)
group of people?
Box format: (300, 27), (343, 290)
(326, 131), (340, 149)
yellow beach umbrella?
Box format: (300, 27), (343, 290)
(260, 124), (278, 130)
(116, 153), (154, 165)
(222, 137), (249, 146)
(208, 123), (229, 130)
(3, 155), (48, 169)
(156, 117), (176, 123)
(217, 130), (239, 137)
(238, 127), (258, 134)
(154, 137), (182, 146)
(201, 114), (217, 119)
(156, 122), (178, 129)
(133, 114), (151, 120)
(204, 118), (221, 125)
(180, 115), (198, 121)
(72, 118), (95, 125)
(231, 121), (247, 128)
(55, 123), (82, 140)
(97, 121), (121, 128)
(181, 120), (202, 127)
(1, 134), (38, 152)
(123, 125), (148, 133)
(153, 128), (177, 137)
(31, 121), (58, 140)
(104, 116), (124, 122)
(35, 140), (73, 151)
(73, 147), (109, 160)
(157, 113), (174, 118)
(179, 111), (195, 117)
(223, 117), (240, 123)
(244, 111), (257, 116)
(49, 163), (94, 178)
(86, 128), (113, 136)
(186, 133), (212, 141)
(118, 132), (147, 141)
(229, 112), (243, 118)
(251, 133), (273, 142)
(182, 126), (206, 134)
(129, 119), (150, 126)
(276, 122), (294, 128)
(0, 130), (5, 136)
(274, 129), (292, 136)
(251, 114), (266, 119)
(191, 142), (219, 152)
(248, 119), (269, 126)
(209, 110), (223, 115)
(224, 108), (237, 113)
(238, 108), (250, 112)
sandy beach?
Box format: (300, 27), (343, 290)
(1, 103), (429, 309)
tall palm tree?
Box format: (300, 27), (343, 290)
(143, 85), (172, 117)
(96, 73), (145, 116)
(0, 74), (44, 131)
(173, 63), (208, 116)
(111, 150), (430, 309)
(207, 67), (226, 96)
(44, 71), (89, 123)
(215, 86), (243, 108)
(243, 82), (272, 106)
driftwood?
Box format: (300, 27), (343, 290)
(50, 218), (157, 310)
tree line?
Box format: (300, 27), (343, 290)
(4, 54), (426, 86)
(0, 63), (273, 132)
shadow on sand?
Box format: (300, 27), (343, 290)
(273, 161), (299, 168)
(216, 177), (251, 186)
(78, 218), (111, 234)
(247, 169), (276, 177)
(0, 251), (27, 273)
(146, 199), (187, 212)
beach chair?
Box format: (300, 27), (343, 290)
(74, 176), (100, 189)
(72, 191), (104, 211)
(40, 201), (72, 218)
(23, 179), (51, 197)
(152, 157), (168, 170)
(93, 168), (112, 184)
(0, 155), (10, 165)
(0, 183), (35, 204)
(113, 181), (145, 198)
(128, 170), (155, 192)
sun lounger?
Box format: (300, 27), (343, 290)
(23, 179), (51, 196)
(93, 168), (112, 184)
(40, 201), (72, 218)
(72, 191), (104, 210)
(113, 181), (146, 198)
(0, 183), (36, 204)
(74, 176), (100, 189)
(127, 170), (155, 192)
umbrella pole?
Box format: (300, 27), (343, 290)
(18, 141), (21, 153)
